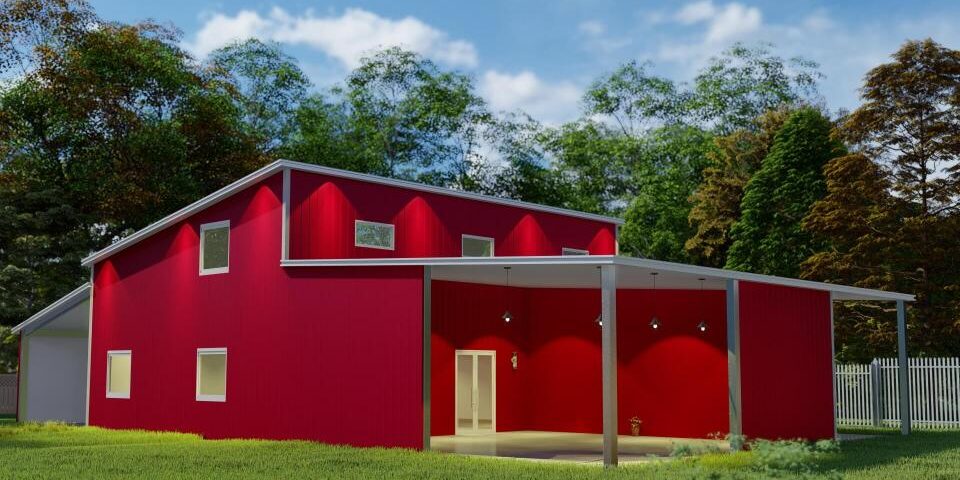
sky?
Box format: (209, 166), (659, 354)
(88, 0), (960, 125)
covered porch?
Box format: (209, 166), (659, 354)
(417, 256), (914, 466)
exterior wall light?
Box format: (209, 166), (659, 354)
(697, 321), (708, 332)
(595, 314), (603, 328)
(502, 266), (513, 323)
(502, 310), (513, 323)
(649, 318), (661, 330)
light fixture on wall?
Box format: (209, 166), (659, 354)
(595, 314), (603, 328)
(650, 272), (660, 330)
(502, 266), (513, 323)
(696, 278), (707, 333)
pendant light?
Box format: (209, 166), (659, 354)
(595, 266), (603, 328)
(501, 266), (513, 323)
(649, 272), (660, 330)
(696, 278), (707, 333)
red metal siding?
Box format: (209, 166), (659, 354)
(431, 282), (729, 438)
(89, 175), (425, 448)
(289, 170), (617, 259)
(739, 281), (834, 440)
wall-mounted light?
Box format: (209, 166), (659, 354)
(595, 314), (603, 328)
(502, 310), (513, 323)
(697, 321), (708, 333)
(649, 318), (661, 330)
(650, 272), (660, 329)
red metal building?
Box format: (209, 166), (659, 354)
(15, 159), (915, 466)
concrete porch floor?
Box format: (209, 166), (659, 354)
(431, 431), (729, 464)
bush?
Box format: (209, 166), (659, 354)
(750, 438), (839, 474)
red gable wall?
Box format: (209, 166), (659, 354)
(288, 170), (617, 259)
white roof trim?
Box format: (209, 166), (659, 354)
(81, 160), (623, 267)
(277, 159), (624, 225)
(12, 283), (92, 335)
(282, 255), (915, 302)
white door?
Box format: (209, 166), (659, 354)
(455, 350), (496, 434)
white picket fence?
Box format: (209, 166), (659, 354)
(0, 374), (16, 414)
(836, 358), (960, 429)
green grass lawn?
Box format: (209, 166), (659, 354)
(0, 421), (958, 479)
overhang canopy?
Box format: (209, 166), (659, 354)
(282, 256), (914, 302)
(12, 283), (91, 335)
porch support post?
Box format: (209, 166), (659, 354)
(601, 264), (618, 467)
(726, 279), (743, 445)
(829, 293), (839, 439)
(422, 266), (432, 449)
(896, 300), (911, 435)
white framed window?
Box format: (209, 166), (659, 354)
(106, 350), (132, 399)
(196, 348), (227, 402)
(199, 220), (230, 275)
(461, 234), (494, 257)
(355, 220), (395, 250)
(562, 247), (590, 256)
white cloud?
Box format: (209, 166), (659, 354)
(186, 7), (478, 69)
(479, 70), (582, 125)
(657, 1), (762, 65)
(578, 20), (606, 37)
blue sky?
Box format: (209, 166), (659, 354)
(89, 0), (960, 124)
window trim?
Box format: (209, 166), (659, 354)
(105, 350), (131, 399)
(562, 247), (590, 256)
(354, 220), (395, 250)
(461, 234), (495, 257)
(199, 220), (231, 276)
(196, 347), (228, 402)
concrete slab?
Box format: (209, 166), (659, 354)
(431, 431), (728, 464)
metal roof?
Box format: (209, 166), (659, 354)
(81, 159), (624, 267)
(12, 283), (92, 335)
(282, 255), (915, 302)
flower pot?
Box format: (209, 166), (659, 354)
(630, 424), (641, 436)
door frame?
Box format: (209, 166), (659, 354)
(454, 349), (496, 435)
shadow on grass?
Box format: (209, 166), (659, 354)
(817, 428), (960, 475)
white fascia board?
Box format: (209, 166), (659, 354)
(282, 255), (914, 302)
(276, 159), (624, 226)
(610, 256), (915, 302)
(80, 161), (286, 267)
(12, 283), (92, 335)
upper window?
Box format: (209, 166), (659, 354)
(461, 235), (494, 257)
(562, 247), (589, 256)
(200, 220), (230, 275)
(355, 220), (395, 250)
(196, 348), (227, 402)
(106, 350), (131, 399)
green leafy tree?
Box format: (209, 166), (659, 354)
(619, 125), (715, 261)
(208, 38), (311, 154)
(688, 43), (821, 133)
(726, 107), (844, 276)
(337, 47), (492, 188)
(686, 108), (790, 267)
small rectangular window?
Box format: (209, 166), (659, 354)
(200, 220), (230, 275)
(355, 220), (395, 250)
(562, 247), (589, 256)
(106, 350), (131, 399)
(462, 235), (494, 257)
(196, 348), (227, 402)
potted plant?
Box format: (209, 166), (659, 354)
(629, 416), (642, 436)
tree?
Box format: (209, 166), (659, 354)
(726, 107), (844, 276)
(809, 39), (960, 357)
(686, 108), (790, 267)
(619, 125), (715, 261)
(582, 61), (687, 136)
(337, 47), (492, 188)
(208, 39), (311, 154)
(687, 43), (822, 133)
(802, 154), (904, 361)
